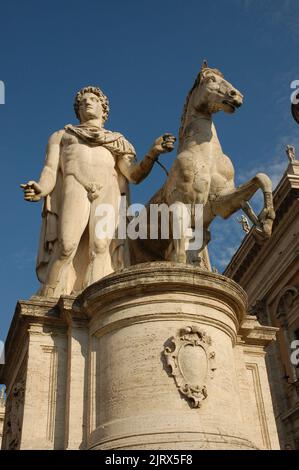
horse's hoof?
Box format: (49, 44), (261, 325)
(252, 223), (272, 244)
(175, 255), (187, 263)
(262, 218), (274, 237)
(252, 228), (266, 243)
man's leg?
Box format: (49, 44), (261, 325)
(41, 176), (90, 297)
(84, 185), (120, 286)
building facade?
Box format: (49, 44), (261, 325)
(225, 159), (299, 449)
(0, 388), (5, 447)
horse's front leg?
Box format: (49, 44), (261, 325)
(165, 238), (187, 263)
(247, 173), (275, 238)
(165, 201), (190, 263)
(257, 189), (275, 238)
(211, 172), (275, 239)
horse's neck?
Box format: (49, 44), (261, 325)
(180, 111), (221, 151)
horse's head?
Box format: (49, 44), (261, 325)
(188, 61), (243, 116)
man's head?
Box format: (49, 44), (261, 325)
(74, 86), (109, 124)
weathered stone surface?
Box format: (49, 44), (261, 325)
(131, 62), (275, 267)
(225, 158), (299, 449)
(19, 64), (276, 298)
(20, 87), (175, 298)
(0, 263), (280, 449)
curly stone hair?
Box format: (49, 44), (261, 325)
(74, 86), (110, 123)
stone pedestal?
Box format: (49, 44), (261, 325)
(0, 263), (280, 449)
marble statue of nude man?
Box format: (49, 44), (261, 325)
(21, 86), (175, 297)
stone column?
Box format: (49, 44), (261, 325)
(60, 297), (89, 450)
(0, 298), (69, 450)
(81, 262), (279, 450)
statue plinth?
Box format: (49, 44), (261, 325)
(83, 262), (279, 450)
(0, 263), (280, 449)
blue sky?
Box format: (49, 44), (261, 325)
(0, 0), (299, 340)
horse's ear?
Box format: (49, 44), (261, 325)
(201, 60), (208, 71)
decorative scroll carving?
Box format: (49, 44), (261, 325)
(6, 379), (25, 450)
(164, 326), (216, 408)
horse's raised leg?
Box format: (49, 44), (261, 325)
(210, 173), (275, 238)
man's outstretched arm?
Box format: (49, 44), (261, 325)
(20, 130), (64, 201)
(117, 134), (176, 184)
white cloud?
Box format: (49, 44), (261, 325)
(236, 0), (299, 39)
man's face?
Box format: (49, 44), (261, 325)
(78, 92), (103, 122)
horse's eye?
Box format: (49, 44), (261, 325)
(207, 75), (216, 82)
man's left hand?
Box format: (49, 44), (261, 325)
(150, 133), (176, 157)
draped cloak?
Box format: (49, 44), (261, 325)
(36, 125), (136, 294)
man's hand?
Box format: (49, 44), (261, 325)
(149, 133), (176, 158)
(20, 181), (43, 202)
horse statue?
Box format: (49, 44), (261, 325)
(130, 61), (275, 269)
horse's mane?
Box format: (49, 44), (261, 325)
(178, 66), (224, 144)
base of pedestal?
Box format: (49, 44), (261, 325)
(0, 262), (280, 450)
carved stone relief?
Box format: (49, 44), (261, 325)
(164, 326), (216, 408)
(5, 379), (25, 450)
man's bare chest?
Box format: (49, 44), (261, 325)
(60, 131), (116, 166)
